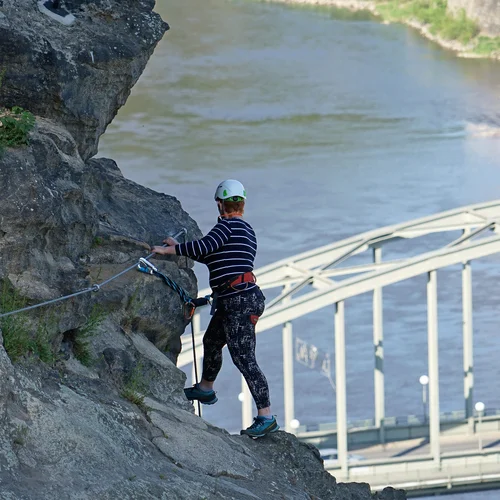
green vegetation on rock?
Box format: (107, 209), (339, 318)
(0, 69), (36, 156)
(72, 305), (105, 366)
(0, 282), (55, 363)
(474, 35), (500, 55)
(0, 106), (36, 156)
(375, 0), (500, 56)
(376, 0), (479, 44)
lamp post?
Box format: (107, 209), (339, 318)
(419, 375), (429, 424)
(290, 419), (300, 433)
(475, 401), (485, 451)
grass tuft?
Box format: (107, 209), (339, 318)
(0, 282), (54, 363)
(72, 305), (105, 366)
(121, 362), (151, 413)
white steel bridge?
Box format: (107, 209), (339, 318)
(177, 199), (500, 495)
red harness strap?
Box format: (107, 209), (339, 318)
(229, 272), (256, 287)
(216, 272), (256, 294)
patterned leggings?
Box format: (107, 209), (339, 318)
(202, 287), (271, 410)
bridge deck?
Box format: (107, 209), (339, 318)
(324, 430), (500, 496)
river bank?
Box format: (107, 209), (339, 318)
(264, 0), (500, 59)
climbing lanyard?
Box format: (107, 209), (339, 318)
(137, 257), (209, 415)
(136, 257), (210, 319)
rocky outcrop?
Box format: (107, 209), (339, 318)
(0, 1), (407, 498)
(447, 0), (500, 36)
(0, 0), (167, 161)
(0, 118), (200, 361)
(0, 329), (406, 500)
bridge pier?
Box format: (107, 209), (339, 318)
(282, 284), (295, 432)
(335, 300), (348, 476)
(373, 246), (385, 444)
(462, 256), (474, 422)
(427, 270), (441, 464)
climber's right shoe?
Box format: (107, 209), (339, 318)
(240, 415), (279, 438)
(184, 383), (218, 405)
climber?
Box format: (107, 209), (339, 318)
(151, 179), (279, 439)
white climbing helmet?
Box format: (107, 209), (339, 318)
(214, 179), (247, 201)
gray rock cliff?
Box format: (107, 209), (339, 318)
(0, 1), (407, 498)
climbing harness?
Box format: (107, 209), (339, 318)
(214, 271), (256, 294)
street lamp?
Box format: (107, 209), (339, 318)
(475, 401), (485, 451)
(419, 375), (429, 424)
(290, 419), (300, 433)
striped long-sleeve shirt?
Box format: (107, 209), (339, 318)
(175, 217), (257, 297)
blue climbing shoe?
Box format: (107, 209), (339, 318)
(240, 416), (279, 438)
(184, 383), (218, 405)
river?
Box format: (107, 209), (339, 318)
(98, 0), (500, 497)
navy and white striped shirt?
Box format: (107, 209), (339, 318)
(175, 217), (257, 297)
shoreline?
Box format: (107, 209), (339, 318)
(265, 0), (500, 60)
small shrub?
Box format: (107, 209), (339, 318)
(474, 36), (500, 55)
(91, 236), (104, 248)
(121, 362), (150, 412)
(0, 282), (56, 364)
(0, 106), (36, 150)
(438, 9), (479, 43)
(13, 425), (29, 446)
(122, 286), (143, 331)
(0, 283), (33, 362)
(34, 321), (56, 365)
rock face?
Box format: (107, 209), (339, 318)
(0, 329), (406, 500)
(0, 0), (168, 161)
(447, 0), (500, 36)
(0, 1), (407, 499)
(0, 118), (200, 360)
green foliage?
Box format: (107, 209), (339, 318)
(73, 305), (105, 366)
(0, 282), (55, 363)
(376, 0), (479, 44)
(0, 69), (36, 155)
(474, 36), (500, 55)
(1, 282), (32, 361)
(0, 106), (36, 151)
(122, 286), (144, 331)
(35, 320), (56, 365)
(121, 362), (150, 413)
(436, 8), (479, 44)
(13, 424), (29, 446)
(91, 236), (104, 248)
